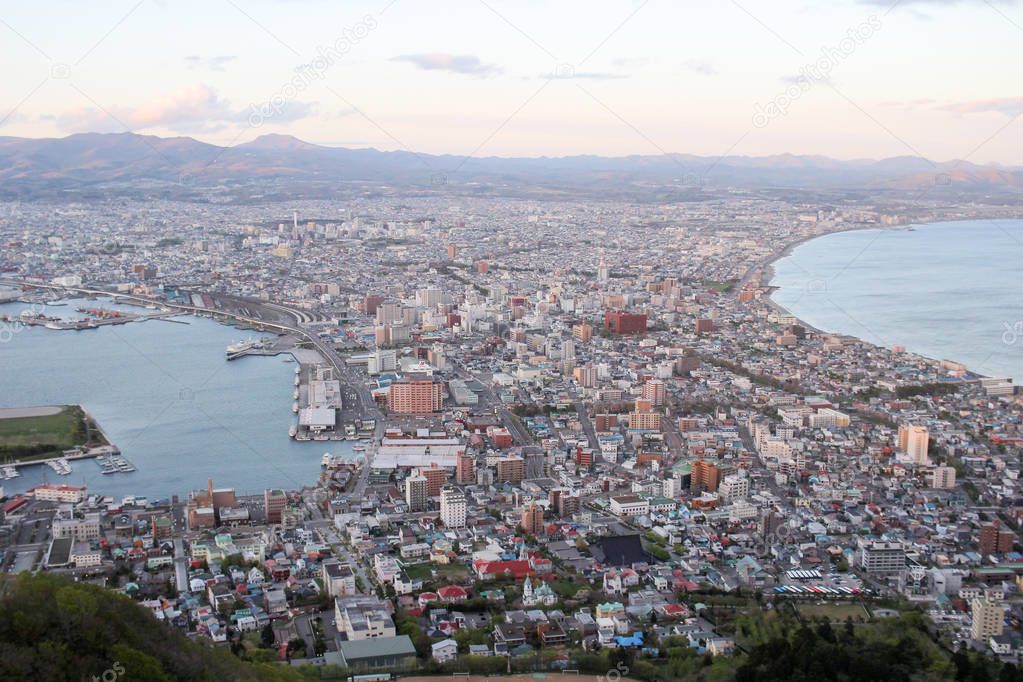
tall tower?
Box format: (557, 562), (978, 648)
(597, 250), (609, 281)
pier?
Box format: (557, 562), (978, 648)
(0, 444), (126, 480)
(1, 308), (180, 331)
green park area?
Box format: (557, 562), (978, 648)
(0, 405), (104, 463)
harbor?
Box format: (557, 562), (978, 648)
(1, 305), (183, 332)
(222, 334), (376, 443)
(0, 295), (364, 499)
(284, 354), (376, 443)
(0, 444), (126, 480)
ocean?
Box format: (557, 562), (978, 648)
(771, 218), (1023, 383)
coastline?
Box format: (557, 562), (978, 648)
(0, 306), (346, 500)
(758, 219), (1023, 382)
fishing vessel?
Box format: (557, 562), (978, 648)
(0, 465), (19, 479)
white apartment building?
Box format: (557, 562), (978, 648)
(858, 539), (906, 575)
(439, 486), (467, 528)
(719, 473), (750, 501)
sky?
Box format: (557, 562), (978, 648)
(1, 0), (1021, 164)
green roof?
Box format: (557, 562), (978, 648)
(339, 635), (417, 661)
(672, 462), (692, 475)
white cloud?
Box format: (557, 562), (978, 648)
(941, 97), (1023, 116)
(391, 53), (502, 77)
(184, 55), (238, 71)
(54, 84), (317, 133)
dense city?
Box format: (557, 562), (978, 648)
(1, 188), (1023, 680)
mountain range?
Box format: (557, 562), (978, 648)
(0, 132), (1020, 200)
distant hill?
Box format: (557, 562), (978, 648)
(0, 132), (1020, 199)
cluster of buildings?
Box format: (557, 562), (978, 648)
(3, 190), (1023, 668)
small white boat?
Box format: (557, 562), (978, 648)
(47, 458), (72, 476)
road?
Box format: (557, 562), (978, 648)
(456, 367), (532, 445)
(574, 397), (600, 450)
(308, 519), (373, 594)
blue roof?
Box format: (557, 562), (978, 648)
(614, 632), (645, 648)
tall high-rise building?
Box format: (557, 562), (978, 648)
(718, 472), (749, 500)
(455, 453), (476, 484)
(898, 424), (930, 464)
(979, 520), (1015, 556)
(971, 597), (1006, 641)
(930, 466), (956, 489)
(415, 286), (443, 308)
(496, 456), (525, 483)
(521, 502), (544, 536)
(641, 379), (666, 407)
(376, 301), (403, 325)
(405, 476), (429, 512)
(388, 379), (444, 414)
(560, 340), (576, 374)
(439, 486), (467, 528)
(572, 322), (593, 343)
(415, 465), (447, 497)
(363, 295), (385, 316)
(573, 365), (598, 388)
(265, 489), (287, 524)
(690, 459), (720, 493)
(558, 493), (580, 519)
(629, 398), (662, 431)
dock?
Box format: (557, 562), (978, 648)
(1, 308), (180, 331)
(2, 444), (122, 477)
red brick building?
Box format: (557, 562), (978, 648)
(603, 311), (647, 335)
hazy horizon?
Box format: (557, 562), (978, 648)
(1, 0), (1022, 164)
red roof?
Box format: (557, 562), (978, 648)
(474, 559), (531, 579)
(27, 483), (85, 493)
(2, 497), (27, 514)
(437, 585), (468, 600)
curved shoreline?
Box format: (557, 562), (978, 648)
(760, 219), (1023, 382)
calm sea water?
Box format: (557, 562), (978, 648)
(0, 297), (352, 500)
(771, 219), (1023, 383)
